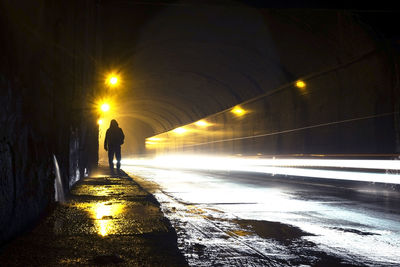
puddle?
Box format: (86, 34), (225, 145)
(234, 219), (314, 243)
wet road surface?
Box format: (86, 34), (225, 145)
(125, 165), (400, 266)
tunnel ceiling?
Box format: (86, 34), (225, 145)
(98, 0), (398, 136)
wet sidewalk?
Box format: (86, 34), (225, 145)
(0, 167), (187, 266)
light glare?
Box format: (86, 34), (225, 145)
(110, 76), (118, 85)
(90, 202), (124, 236)
(296, 80), (306, 88)
(101, 103), (110, 112)
(231, 106), (246, 116)
(106, 73), (119, 86)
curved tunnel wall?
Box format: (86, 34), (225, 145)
(146, 44), (400, 156)
(99, 4), (399, 157)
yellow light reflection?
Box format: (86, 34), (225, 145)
(231, 106), (246, 116)
(172, 127), (187, 134)
(100, 103), (110, 112)
(296, 80), (306, 89)
(90, 202), (125, 236)
(195, 120), (210, 127)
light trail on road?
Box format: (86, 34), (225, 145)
(122, 154), (400, 184)
(123, 155), (400, 266)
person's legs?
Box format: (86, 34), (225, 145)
(115, 146), (121, 171)
(108, 148), (114, 172)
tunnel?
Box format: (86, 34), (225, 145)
(1, 1), (400, 266)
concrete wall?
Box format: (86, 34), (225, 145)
(0, 0), (99, 245)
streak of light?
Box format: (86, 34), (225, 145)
(122, 155), (400, 184)
(147, 137), (162, 141)
(145, 141), (157, 145)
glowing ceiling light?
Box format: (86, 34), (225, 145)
(296, 80), (306, 89)
(231, 106), (246, 116)
(195, 120), (210, 127)
(106, 73), (119, 87)
(101, 103), (110, 112)
(172, 127), (187, 134)
(109, 76), (118, 85)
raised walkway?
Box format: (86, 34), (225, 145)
(0, 167), (187, 266)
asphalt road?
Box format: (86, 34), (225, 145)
(125, 165), (400, 266)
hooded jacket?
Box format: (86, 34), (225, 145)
(104, 120), (125, 149)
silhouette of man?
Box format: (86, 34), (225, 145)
(104, 119), (125, 174)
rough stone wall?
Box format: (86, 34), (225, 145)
(0, 0), (99, 245)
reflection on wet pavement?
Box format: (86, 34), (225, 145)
(90, 202), (125, 236)
(0, 168), (187, 266)
(68, 175), (169, 237)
